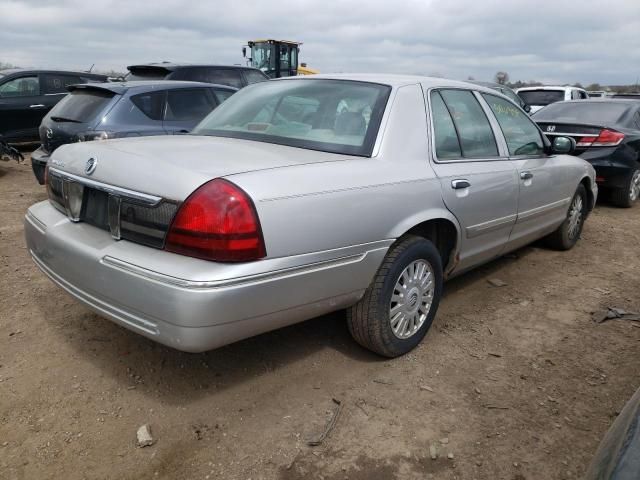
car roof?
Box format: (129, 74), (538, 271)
(0, 68), (107, 77)
(517, 86), (583, 92)
(68, 80), (238, 95)
(275, 73), (500, 91)
(552, 99), (640, 106)
(126, 63), (261, 72)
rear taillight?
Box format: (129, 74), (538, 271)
(593, 129), (625, 146)
(165, 178), (266, 262)
(576, 129), (625, 147)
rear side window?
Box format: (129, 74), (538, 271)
(212, 88), (234, 104)
(165, 88), (216, 121)
(0, 76), (39, 97)
(43, 74), (83, 94)
(482, 94), (544, 156)
(438, 89), (498, 158)
(431, 91), (462, 159)
(170, 68), (244, 89)
(243, 69), (268, 85)
(50, 89), (115, 122)
(131, 91), (165, 120)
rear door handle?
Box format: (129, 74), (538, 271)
(451, 179), (471, 190)
(29, 104), (46, 108)
(520, 171), (534, 180)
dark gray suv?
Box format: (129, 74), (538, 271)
(30, 81), (236, 184)
(126, 63), (269, 88)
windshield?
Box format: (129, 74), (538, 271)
(518, 90), (565, 106)
(250, 43), (276, 74)
(533, 102), (630, 125)
(193, 79), (392, 156)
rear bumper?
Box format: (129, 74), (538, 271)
(24, 201), (388, 352)
(579, 147), (636, 189)
(31, 146), (49, 185)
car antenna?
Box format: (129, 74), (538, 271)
(87, 63), (95, 73)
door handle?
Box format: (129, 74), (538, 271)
(451, 179), (471, 190)
(29, 104), (46, 108)
(520, 171), (534, 180)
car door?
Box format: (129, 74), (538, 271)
(427, 88), (519, 271)
(0, 74), (46, 141)
(480, 93), (574, 249)
(163, 88), (218, 134)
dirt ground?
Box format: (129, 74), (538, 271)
(1, 157), (639, 480)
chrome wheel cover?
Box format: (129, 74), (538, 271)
(629, 171), (640, 202)
(389, 260), (435, 339)
(567, 194), (583, 240)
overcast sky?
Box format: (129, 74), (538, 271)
(2, 0), (639, 85)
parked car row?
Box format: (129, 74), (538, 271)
(23, 74), (598, 358)
(0, 63), (268, 145)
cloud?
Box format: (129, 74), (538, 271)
(1, 0), (639, 84)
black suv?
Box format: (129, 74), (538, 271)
(126, 63), (268, 89)
(0, 69), (108, 142)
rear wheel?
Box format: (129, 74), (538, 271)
(611, 169), (640, 208)
(347, 235), (443, 358)
(544, 184), (587, 250)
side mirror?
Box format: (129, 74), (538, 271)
(242, 47), (247, 58)
(552, 136), (576, 154)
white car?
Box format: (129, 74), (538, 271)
(516, 86), (589, 113)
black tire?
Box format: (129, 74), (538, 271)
(610, 169), (640, 208)
(347, 235), (443, 358)
(544, 184), (588, 250)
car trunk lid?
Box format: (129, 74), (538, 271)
(47, 135), (348, 250)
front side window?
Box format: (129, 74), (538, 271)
(0, 76), (39, 97)
(165, 89), (216, 121)
(193, 79), (391, 156)
(438, 89), (498, 158)
(483, 93), (544, 156)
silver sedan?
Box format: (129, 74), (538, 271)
(24, 74), (597, 357)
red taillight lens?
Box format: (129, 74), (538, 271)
(593, 129), (625, 147)
(576, 136), (597, 147)
(165, 178), (266, 262)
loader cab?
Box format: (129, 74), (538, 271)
(245, 40), (300, 78)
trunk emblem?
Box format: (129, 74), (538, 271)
(46, 128), (53, 139)
(546, 125), (556, 132)
(85, 157), (98, 175)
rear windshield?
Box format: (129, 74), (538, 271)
(192, 79), (391, 157)
(126, 68), (169, 81)
(49, 89), (115, 123)
(243, 69), (268, 85)
(518, 90), (565, 106)
(533, 102), (630, 125)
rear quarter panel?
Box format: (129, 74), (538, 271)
(226, 84), (460, 260)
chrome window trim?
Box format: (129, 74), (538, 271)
(422, 85), (511, 164)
